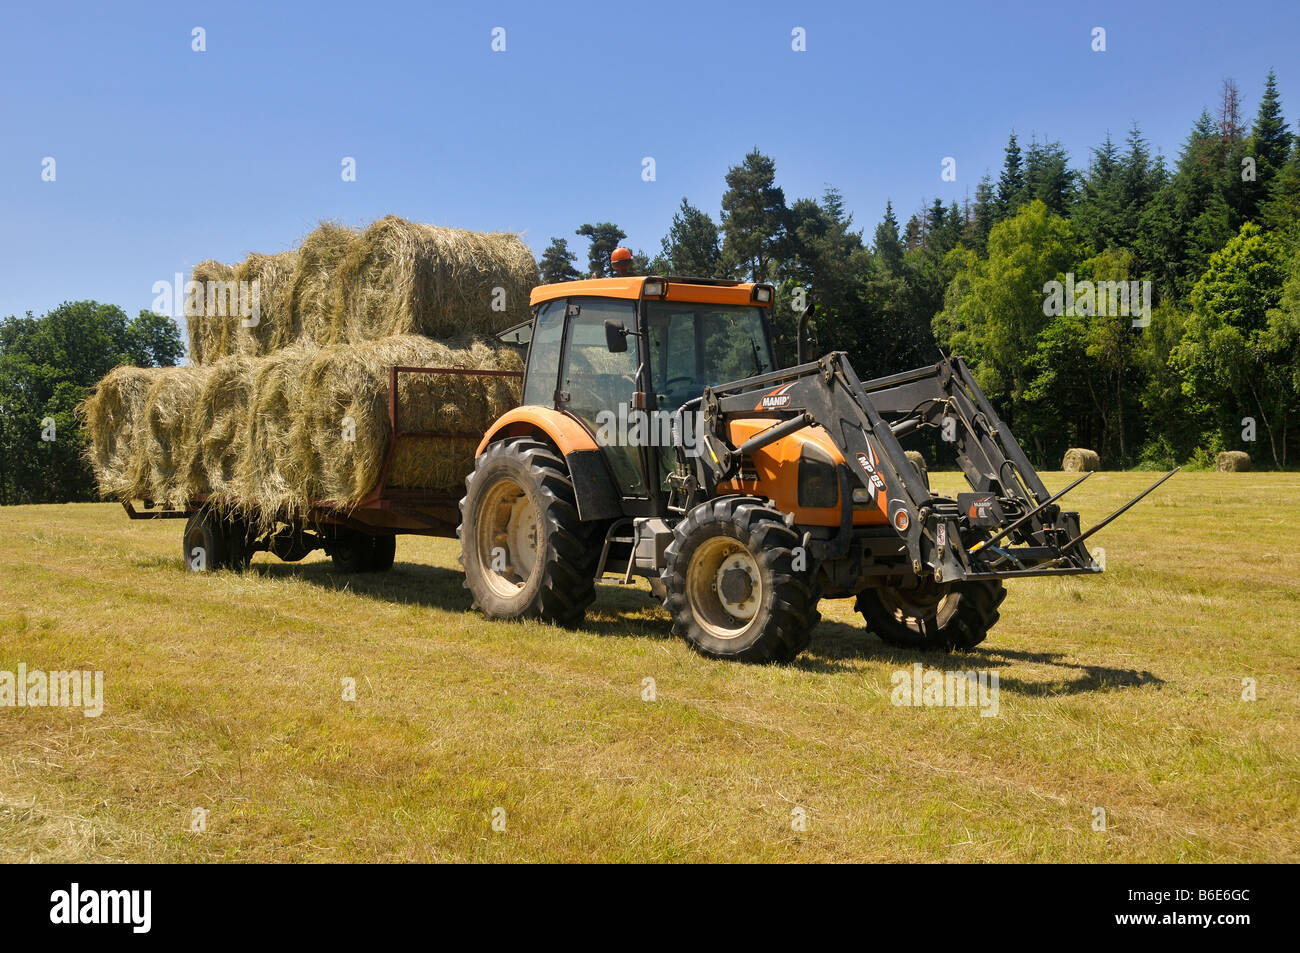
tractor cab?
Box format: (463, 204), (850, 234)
(501, 271), (779, 509)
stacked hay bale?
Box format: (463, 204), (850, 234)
(82, 217), (533, 519)
(1216, 451), (1251, 472)
(130, 366), (215, 507)
(179, 353), (258, 502)
(185, 260), (239, 365)
(1062, 448), (1101, 472)
(80, 365), (167, 500)
(331, 216), (536, 344)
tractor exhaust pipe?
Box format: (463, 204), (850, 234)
(796, 294), (815, 364)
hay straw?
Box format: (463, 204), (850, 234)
(186, 218), (536, 364)
(232, 250), (299, 355)
(186, 260), (238, 365)
(1216, 451), (1251, 472)
(178, 354), (257, 502)
(293, 335), (522, 514)
(288, 221), (361, 347)
(1062, 448), (1101, 472)
(332, 216), (537, 344)
(78, 365), (166, 499)
(232, 343), (320, 525)
(130, 366), (213, 506)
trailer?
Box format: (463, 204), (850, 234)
(127, 364), (522, 573)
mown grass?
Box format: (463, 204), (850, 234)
(0, 471), (1296, 862)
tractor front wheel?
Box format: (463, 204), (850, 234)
(662, 496), (821, 663)
(857, 579), (1005, 651)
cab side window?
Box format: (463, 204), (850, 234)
(522, 300), (564, 406)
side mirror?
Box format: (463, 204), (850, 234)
(604, 319), (628, 353)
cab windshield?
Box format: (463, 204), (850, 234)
(645, 301), (774, 411)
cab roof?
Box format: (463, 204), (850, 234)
(529, 276), (772, 309)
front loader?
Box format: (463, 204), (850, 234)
(459, 264), (1175, 662)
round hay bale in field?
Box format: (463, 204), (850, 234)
(904, 450), (928, 479)
(185, 260), (239, 364)
(130, 366), (213, 506)
(179, 354), (257, 501)
(1216, 450), (1251, 472)
(1062, 448), (1101, 472)
(288, 221), (361, 347)
(233, 344), (320, 528)
(78, 365), (166, 499)
(332, 216), (538, 344)
(294, 335), (523, 510)
(232, 250), (299, 355)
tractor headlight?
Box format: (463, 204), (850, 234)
(851, 487), (874, 505)
(751, 284), (774, 303)
(797, 446), (838, 508)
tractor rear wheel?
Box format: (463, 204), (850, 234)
(459, 438), (600, 627)
(857, 579), (1005, 651)
(662, 496), (821, 663)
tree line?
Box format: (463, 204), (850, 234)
(541, 70), (1300, 469)
(0, 303), (183, 504)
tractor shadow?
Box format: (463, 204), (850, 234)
(251, 559), (477, 612)
(250, 559), (671, 640)
(248, 560), (1162, 696)
(801, 619), (1164, 695)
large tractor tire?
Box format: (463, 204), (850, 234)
(182, 508), (252, 573)
(857, 579), (1006, 651)
(661, 496), (821, 663)
(458, 438), (600, 627)
(329, 529), (395, 573)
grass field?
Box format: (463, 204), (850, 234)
(1, 471), (1297, 863)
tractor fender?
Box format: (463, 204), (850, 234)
(476, 406), (623, 521)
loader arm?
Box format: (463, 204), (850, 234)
(692, 352), (1101, 583)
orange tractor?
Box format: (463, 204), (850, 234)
(457, 264), (1174, 661)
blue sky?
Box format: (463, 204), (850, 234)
(1, 0), (1296, 323)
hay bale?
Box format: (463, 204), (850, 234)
(79, 365), (166, 499)
(1062, 448), (1101, 472)
(289, 221), (361, 347)
(233, 343), (321, 526)
(232, 250), (299, 355)
(179, 354), (257, 501)
(332, 216), (538, 344)
(185, 260), (239, 364)
(1216, 450), (1251, 472)
(293, 335), (522, 512)
(130, 366), (213, 506)
(903, 450), (928, 482)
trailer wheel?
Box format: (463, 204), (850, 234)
(182, 509), (250, 572)
(662, 496), (821, 663)
(370, 534), (396, 571)
(329, 530), (392, 573)
(458, 438), (599, 627)
(857, 579), (1006, 651)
